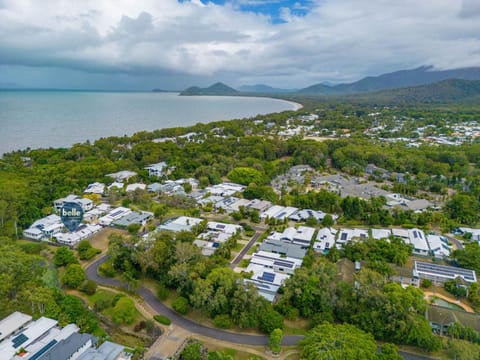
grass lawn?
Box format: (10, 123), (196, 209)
(198, 339), (266, 360)
(283, 318), (309, 336)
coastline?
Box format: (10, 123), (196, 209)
(0, 92), (302, 156)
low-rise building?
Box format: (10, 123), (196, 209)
(24, 215), (64, 241)
(83, 182), (105, 195)
(0, 312), (32, 343)
(113, 211), (153, 228)
(54, 195), (93, 212)
(205, 183), (245, 197)
(414, 261), (477, 285)
(336, 228), (368, 248)
(99, 207), (132, 226)
(207, 222), (242, 234)
(54, 224), (102, 246)
(289, 209), (327, 222)
(426, 234), (451, 258)
(145, 162), (168, 177)
(106, 171), (137, 182)
(371, 228), (392, 240)
(313, 227), (337, 253)
(125, 183), (146, 192)
(249, 251), (303, 275)
(157, 216), (203, 233)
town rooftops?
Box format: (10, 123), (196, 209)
(207, 221), (242, 234)
(259, 239), (307, 259)
(0, 312), (32, 343)
(83, 182), (105, 195)
(0, 317), (58, 359)
(113, 211), (153, 228)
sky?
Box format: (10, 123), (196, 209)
(0, 0), (479, 90)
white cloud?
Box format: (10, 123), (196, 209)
(0, 0), (479, 88)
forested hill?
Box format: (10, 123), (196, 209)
(297, 66), (480, 95)
(344, 79), (480, 105)
(180, 82), (239, 95)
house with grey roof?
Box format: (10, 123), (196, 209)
(38, 333), (97, 360)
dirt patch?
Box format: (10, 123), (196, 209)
(89, 227), (128, 252)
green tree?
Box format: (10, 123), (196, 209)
(227, 167), (266, 185)
(112, 297), (137, 325)
(61, 264), (86, 288)
(300, 322), (378, 360)
(269, 328), (283, 354)
(54, 246), (78, 267)
(180, 342), (203, 360)
(172, 296), (189, 315)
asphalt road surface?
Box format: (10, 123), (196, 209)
(87, 256), (433, 359)
(230, 230), (262, 268)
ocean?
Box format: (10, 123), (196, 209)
(0, 90), (300, 155)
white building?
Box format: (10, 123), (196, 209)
(249, 251), (303, 275)
(145, 162), (168, 177)
(289, 209), (328, 222)
(83, 182), (105, 195)
(157, 216), (203, 232)
(0, 312), (32, 343)
(426, 234), (451, 258)
(207, 222), (242, 234)
(336, 228), (369, 248)
(54, 224), (103, 246)
(313, 228), (337, 253)
(54, 195), (93, 212)
(125, 183), (146, 192)
(268, 226), (315, 247)
(98, 207), (132, 226)
(371, 228), (392, 240)
(414, 261), (477, 284)
(206, 183), (245, 197)
(106, 170), (137, 182)
(24, 214), (64, 241)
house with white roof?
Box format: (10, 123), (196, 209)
(98, 207), (132, 226)
(289, 209), (328, 222)
(54, 224), (103, 246)
(268, 226), (315, 247)
(206, 183), (245, 197)
(0, 317), (57, 359)
(414, 261), (477, 284)
(125, 183), (146, 192)
(426, 234), (451, 258)
(0, 312), (32, 343)
(157, 216), (203, 233)
(207, 222), (242, 234)
(336, 228), (368, 248)
(83, 182), (105, 195)
(214, 197), (241, 212)
(106, 170), (137, 182)
(145, 162), (168, 177)
(24, 214), (64, 241)
(108, 182), (124, 191)
(249, 250), (303, 275)
(313, 228), (337, 253)
(54, 195), (93, 212)
(246, 199), (272, 213)
(371, 228), (392, 240)
(407, 228), (429, 256)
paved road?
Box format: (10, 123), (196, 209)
(87, 256), (433, 359)
(230, 230), (263, 268)
(86, 256), (302, 346)
(443, 233), (464, 250)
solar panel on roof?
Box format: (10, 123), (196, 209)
(275, 212), (286, 219)
(12, 333), (28, 348)
(212, 242), (220, 248)
(341, 233), (347, 241)
(273, 260), (294, 268)
(30, 339), (58, 360)
(259, 272), (276, 283)
(216, 224), (225, 229)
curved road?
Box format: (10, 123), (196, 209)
(87, 256), (432, 359)
(86, 256), (302, 346)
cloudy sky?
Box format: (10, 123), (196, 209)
(1, 0), (479, 90)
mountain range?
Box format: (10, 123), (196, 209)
(178, 66), (480, 96)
